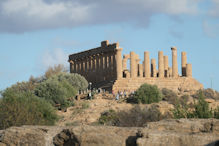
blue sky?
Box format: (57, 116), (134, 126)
(0, 0), (219, 91)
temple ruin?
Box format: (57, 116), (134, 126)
(69, 40), (203, 93)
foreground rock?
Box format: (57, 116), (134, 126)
(0, 119), (218, 146)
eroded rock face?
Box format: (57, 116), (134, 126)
(0, 119), (218, 146)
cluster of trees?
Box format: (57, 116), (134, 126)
(0, 65), (88, 129)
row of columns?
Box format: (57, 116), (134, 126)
(70, 52), (118, 82)
(122, 47), (192, 78)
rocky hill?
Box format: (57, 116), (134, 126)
(0, 119), (218, 146)
(0, 93), (219, 146)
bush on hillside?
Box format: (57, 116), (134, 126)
(192, 89), (219, 100)
(2, 82), (36, 98)
(34, 79), (76, 109)
(161, 88), (179, 105)
(202, 88), (219, 100)
(44, 64), (67, 79)
(98, 105), (169, 127)
(214, 107), (219, 119)
(49, 72), (88, 90)
(133, 84), (162, 104)
(98, 109), (118, 126)
(173, 91), (214, 119)
(0, 92), (57, 129)
(192, 91), (213, 118)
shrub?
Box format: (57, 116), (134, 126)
(98, 105), (166, 127)
(214, 107), (219, 119)
(44, 64), (67, 79)
(202, 88), (219, 100)
(49, 72), (88, 91)
(192, 92), (213, 118)
(133, 84), (162, 104)
(0, 92), (57, 129)
(173, 91), (214, 119)
(192, 89), (219, 100)
(161, 88), (178, 105)
(116, 105), (162, 127)
(2, 82), (36, 98)
(99, 109), (118, 126)
(34, 79), (76, 109)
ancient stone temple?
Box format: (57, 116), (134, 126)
(69, 40), (203, 93)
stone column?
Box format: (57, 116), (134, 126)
(77, 60), (81, 74)
(113, 53), (117, 79)
(110, 53), (115, 78)
(92, 56), (96, 72)
(100, 54), (104, 80)
(164, 56), (169, 77)
(151, 59), (157, 77)
(74, 60), (77, 73)
(136, 59), (140, 77)
(130, 52), (137, 78)
(104, 54), (108, 70)
(139, 64), (143, 77)
(75, 61), (78, 73)
(122, 58), (127, 70)
(168, 67), (172, 77)
(96, 55), (100, 81)
(69, 60), (73, 73)
(116, 48), (123, 79)
(171, 47), (178, 78)
(181, 52), (187, 77)
(158, 51), (164, 78)
(144, 51), (150, 78)
(88, 57), (92, 72)
(108, 53), (112, 71)
(186, 64), (192, 77)
(122, 54), (130, 71)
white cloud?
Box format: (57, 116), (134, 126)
(0, 0), (200, 33)
(41, 48), (68, 70)
(209, 0), (219, 17)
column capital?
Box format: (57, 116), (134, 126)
(116, 48), (123, 51)
(69, 60), (74, 64)
(123, 54), (130, 59)
(171, 46), (177, 51)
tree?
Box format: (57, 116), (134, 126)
(49, 72), (88, 90)
(133, 83), (162, 104)
(44, 64), (67, 79)
(34, 79), (76, 108)
(0, 92), (57, 129)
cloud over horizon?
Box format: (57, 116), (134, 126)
(0, 0), (201, 33)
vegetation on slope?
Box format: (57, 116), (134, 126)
(0, 64), (88, 129)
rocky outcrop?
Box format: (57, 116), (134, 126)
(0, 119), (218, 146)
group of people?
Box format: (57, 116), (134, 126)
(113, 90), (127, 100)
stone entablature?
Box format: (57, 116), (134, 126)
(69, 40), (203, 92)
